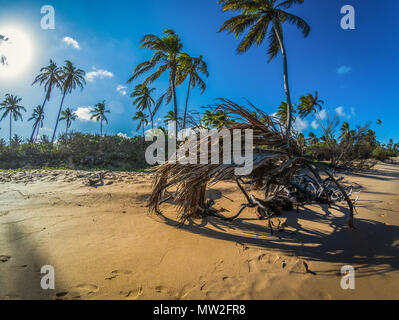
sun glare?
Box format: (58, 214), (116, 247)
(0, 26), (34, 80)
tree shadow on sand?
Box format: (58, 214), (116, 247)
(156, 202), (399, 279)
(0, 223), (68, 299)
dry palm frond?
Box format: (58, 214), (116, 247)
(148, 99), (355, 231)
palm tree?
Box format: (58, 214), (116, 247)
(202, 110), (231, 129)
(131, 84), (156, 129)
(52, 60), (86, 143)
(59, 108), (76, 136)
(339, 121), (350, 140)
(32, 59), (62, 142)
(90, 101), (110, 136)
(297, 91), (324, 119)
(28, 105), (45, 141)
(133, 111), (149, 138)
(276, 101), (288, 123)
(0, 94), (26, 143)
(128, 29), (183, 135)
(164, 110), (176, 124)
(218, 0), (310, 134)
(176, 54), (209, 129)
(307, 132), (319, 145)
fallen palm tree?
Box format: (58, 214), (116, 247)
(148, 99), (356, 232)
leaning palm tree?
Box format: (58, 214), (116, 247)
(31, 59), (62, 142)
(52, 60), (86, 143)
(0, 94), (26, 143)
(90, 101), (110, 136)
(176, 54), (209, 129)
(128, 29), (183, 135)
(131, 83), (156, 129)
(28, 105), (45, 141)
(218, 0), (310, 134)
(133, 111), (149, 138)
(59, 107), (76, 136)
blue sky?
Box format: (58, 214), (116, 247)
(0, 0), (398, 142)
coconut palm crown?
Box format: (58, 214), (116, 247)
(0, 94), (26, 143)
(218, 0), (310, 134)
(52, 60), (86, 143)
(128, 29), (183, 135)
(90, 101), (110, 136)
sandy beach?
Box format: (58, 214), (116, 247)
(0, 160), (398, 300)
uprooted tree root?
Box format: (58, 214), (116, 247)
(147, 99), (356, 233)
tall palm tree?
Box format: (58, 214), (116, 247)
(176, 54), (209, 129)
(131, 84), (156, 129)
(0, 94), (26, 143)
(90, 101), (110, 136)
(31, 59), (62, 142)
(28, 105), (45, 141)
(59, 107), (76, 136)
(218, 0), (310, 134)
(52, 60), (86, 143)
(128, 29), (183, 135)
(133, 111), (149, 138)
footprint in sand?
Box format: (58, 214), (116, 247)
(106, 269), (133, 280)
(55, 284), (99, 300)
(121, 286), (143, 300)
(0, 255), (11, 263)
(11, 264), (28, 270)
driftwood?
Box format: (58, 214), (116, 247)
(148, 99), (356, 232)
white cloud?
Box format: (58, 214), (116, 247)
(62, 36), (80, 50)
(293, 118), (309, 132)
(319, 109), (328, 120)
(86, 68), (114, 82)
(75, 106), (95, 122)
(117, 132), (129, 139)
(116, 85), (128, 96)
(311, 120), (319, 130)
(335, 106), (355, 119)
(335, 106), (345, 117)
(336, 65), (352, 75)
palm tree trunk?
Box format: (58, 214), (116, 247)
(35, 122), (41, 140)
(183, 78), (191, 130)
(148, 105), (154, 130)
(9, 113), (12, 144)
(52, 91), (67, 143)
(31, 96), (47, 142)
(100, 119), (103, 136)
(273, 26), (293, 135)
(170, 66), (178, 135)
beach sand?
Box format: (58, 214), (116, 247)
(0, 160), (398, 300)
